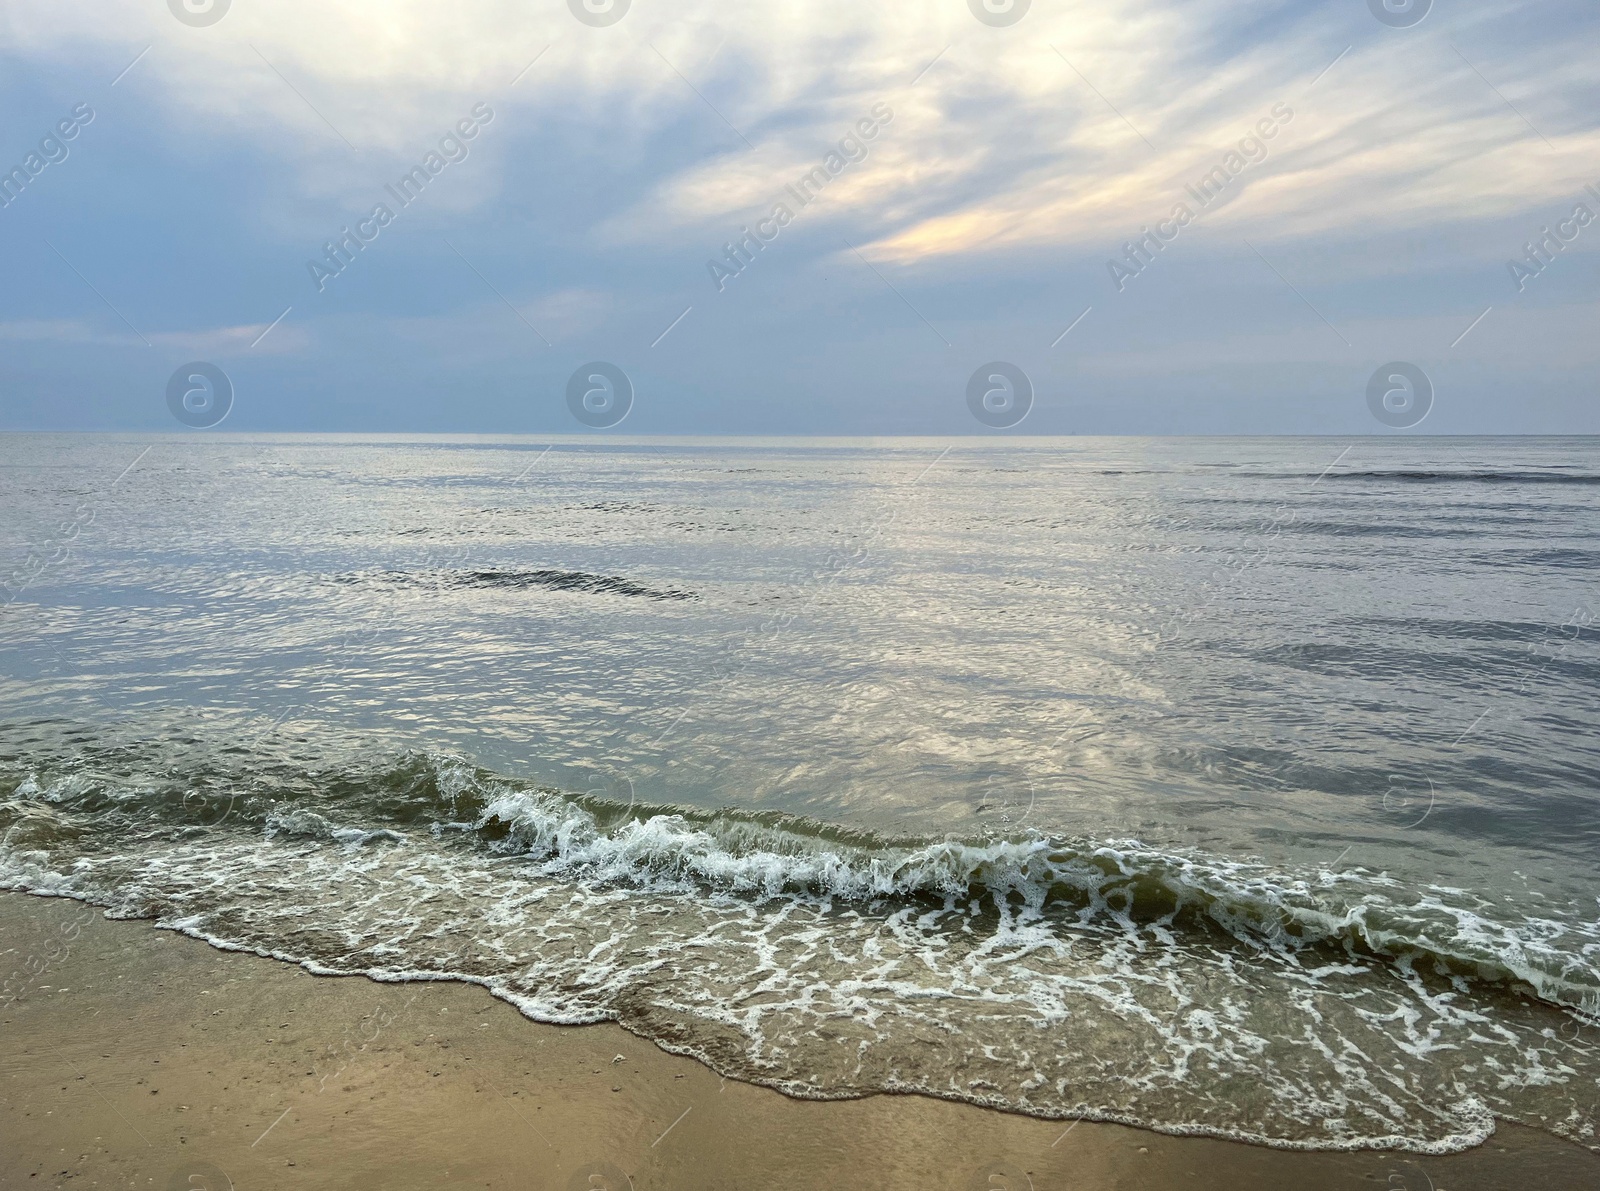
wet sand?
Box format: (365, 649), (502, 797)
(2, 892), (1596, 1191)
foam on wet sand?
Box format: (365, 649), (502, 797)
(3, 893), (1597, 1191)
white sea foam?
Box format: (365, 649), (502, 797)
(473, 786), (1600, 1018)
(4, 749), (1599, 1155)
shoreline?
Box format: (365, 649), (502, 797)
(3, 891), (1597, 1190)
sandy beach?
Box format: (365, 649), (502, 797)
(6, 0), (1600, 1174)
(2, 892), (1595, 1191)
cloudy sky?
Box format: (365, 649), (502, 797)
(0, 0), (1597, 434)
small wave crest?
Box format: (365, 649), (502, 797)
(6, 745), (1598, 1017)
(348, 568), (696, 600)
(1314, 470), (1600, 485)
(12, 742), (1600, 1011)
(473, 784), (1600, 1017)
(5, 740), (1599, 1154)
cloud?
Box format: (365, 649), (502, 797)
(851, 17), (1600, 264)
(4, 0), (1600, 433)
(11, 0), (1598, 266)
(149, 320), (309, 356)
(0, 318), (100, 343)
(0, 316), (308, 354)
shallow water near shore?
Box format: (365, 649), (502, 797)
(2, 435), (1598, 1155)
(9, 890), (1599, 1191)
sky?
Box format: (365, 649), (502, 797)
(0, 0), (1597, 435)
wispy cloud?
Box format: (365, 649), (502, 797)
(4, 0), (1599, 432)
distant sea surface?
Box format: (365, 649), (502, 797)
(2, 435), (1598, 1153)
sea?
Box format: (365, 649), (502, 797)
(1, 433), (1597, 1154)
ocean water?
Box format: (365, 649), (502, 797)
(2, 434), (1598, 1153)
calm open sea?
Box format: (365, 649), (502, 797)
(2, 434), (1597, 1152)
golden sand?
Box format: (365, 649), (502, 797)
(2, 893), (1595, 1191)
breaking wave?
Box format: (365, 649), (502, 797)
(3, 741), (1598, 1154)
